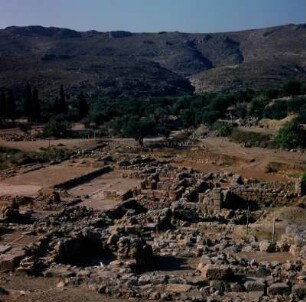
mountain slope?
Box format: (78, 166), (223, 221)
(0, 24), (306, 98)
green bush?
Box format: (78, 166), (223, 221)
(263, 101), (288, 120)
(274, 118), (306, 149)
(0, 145), (25, 170)
(0, 145), (19, 154)
(212, 121), (233, 137)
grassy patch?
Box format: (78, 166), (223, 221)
(0, 161), (8, 170)
(288, 172), (306, 179)
(0, 144), (71, 171)
(230, 128), (272, 148)
(0, 145), (24, 170)
(0, 145), (20, 154)
(265, 161), (289, 173)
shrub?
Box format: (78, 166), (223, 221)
(230, 129), (271, 147)
(18, 123), (32, 134)
(42, 120), (71, 138)
(274, 118), (306, 149)
(263, 101), (288, 120)
(265, 161), (288, 173)
(212, 121), (233, 137)
(249, 97), (269, 119)
(200, 110), (220, 125)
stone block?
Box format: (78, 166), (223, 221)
(201, 264), (233, 281)
(0, 248), (25, 271)
(245, 279), (266, 292)
(259, 240), (276, 252)
(166, 284), (192, 293)
(292, 284), (306, 299)
(268, 283), (290, 296)
(0, 245), (11, 254)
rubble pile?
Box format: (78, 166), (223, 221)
(0, 133), (36, 142)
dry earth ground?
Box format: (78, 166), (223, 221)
(69, 169), (142, 210)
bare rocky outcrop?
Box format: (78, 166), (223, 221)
(1, 24), (306, 97)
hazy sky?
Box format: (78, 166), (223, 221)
(0, 0), (305, 33)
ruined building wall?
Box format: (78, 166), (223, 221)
(230, 181), (298, 207)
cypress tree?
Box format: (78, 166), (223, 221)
(53, 97), (59, 116)
(53, 86), (68, 116)
(0, 90), (6, 119)
(24, 82), (33, 121)
(32, 87), (41, 122)
(77, 92), (89, 119)
(59, 85), (67, 115)
(6, 89), (16, 121)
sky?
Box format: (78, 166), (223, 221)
(0, 0), (305, 33)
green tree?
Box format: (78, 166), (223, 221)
(249, 97), (269, 119)
(200, 110), (220, 125)
(112, 115), (157, 147)
(153, 107), (167, 125)
(128, 117), (157, 147)
(265, 89), (280, 99)
(235, 103), (247, 119)
(263, 101), (288, 120)
(179, 109), (196, 127)
(18, 123), (32, 134)
(158, 127), (171, 139)
(42, 119), (71, 138)
(283, 80), (302, 96)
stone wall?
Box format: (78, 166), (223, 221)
(229, 181), (297, 207)
(295, 177), (306, 196)
(53, 166), (112, 190)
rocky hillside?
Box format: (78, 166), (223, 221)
(0, 24), (306, 98)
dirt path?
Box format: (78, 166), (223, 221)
(0, 138), (96, 152)
(184, 137), (306, 181)
(0, 183), (41, 197)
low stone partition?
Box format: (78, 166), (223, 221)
(53, 166), (112, 190)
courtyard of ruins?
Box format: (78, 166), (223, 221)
(0, 136), (305, 302)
